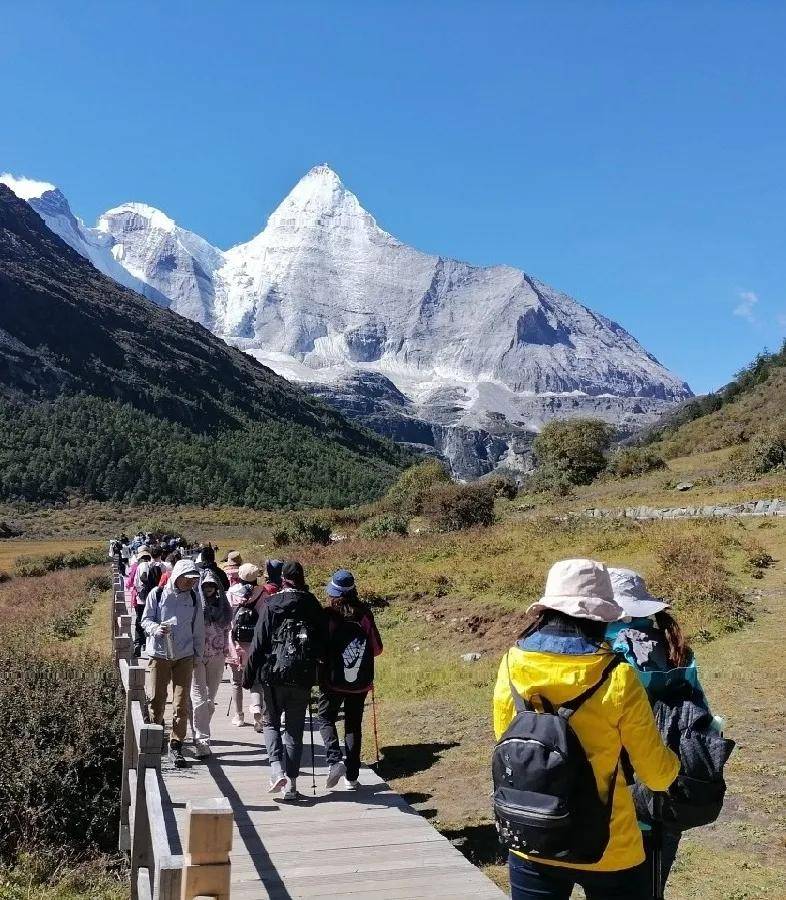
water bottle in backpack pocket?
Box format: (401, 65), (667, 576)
(492, 655), (622, 864)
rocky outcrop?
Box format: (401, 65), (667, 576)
(578, 499), (786, 520)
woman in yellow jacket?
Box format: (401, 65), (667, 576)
(493, 559), (679, 900)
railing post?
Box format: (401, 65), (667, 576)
(180, 800), (233, 900)
(115, 632), (133, 666)
(120, 666), (147, 852)
(131, 722), (164, 900)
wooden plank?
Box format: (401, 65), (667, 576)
(137, 867), (153, 900)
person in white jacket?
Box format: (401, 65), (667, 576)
(142, 558), (204, 768)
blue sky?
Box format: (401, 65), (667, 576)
(2, 1), (784, 394)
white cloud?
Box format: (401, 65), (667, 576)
(0, 173), (56, 200)
(733, 290), (759, 323)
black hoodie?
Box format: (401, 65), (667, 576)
(242, 588), (327, 689)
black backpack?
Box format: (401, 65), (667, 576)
(327, 617), (374, 692)
(632, 693), (734, 832)
(267, 616), (318, 687)
(492, 654), (623, 864)
(138, 563), (162, 604)
(231, 597), (259, 644)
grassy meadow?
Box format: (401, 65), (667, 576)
(1, 473), (785, 898)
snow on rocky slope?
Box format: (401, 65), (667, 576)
(1, 167), (691, 477)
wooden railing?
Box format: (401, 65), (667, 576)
(111, 564), (234, 900)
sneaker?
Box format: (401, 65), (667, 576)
(283, 779), (299, 801)
(326, 761), (346, 789)
(253, 711), (264, 733)
(343, 777), (360, 790)
(169, 741), (188, 769)
(231, 713), (245, 727)
(268, 763), (287, 795)
(193, 741), (210, 759)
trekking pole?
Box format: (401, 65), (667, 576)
(651, 792), (665, 900)
(371, 684), (381, 769)
(309, 695), (316, 796)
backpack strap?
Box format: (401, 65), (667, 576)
(559, 655), (624, 719)
(505, 651), (533, 715)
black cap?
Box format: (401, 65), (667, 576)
(281, 560), (305, 587)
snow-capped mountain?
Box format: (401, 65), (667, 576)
(1, 167), (692, 476)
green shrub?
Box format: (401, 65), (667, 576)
(357, 514), (410, 539)
(422, 483), (496, 532)
(483, 474), (519, 500)
(650, 535), (752, 641)
(14, 547), (105, 578)
(272, 517), (333, 547)
(533, 418), (615, 486)
(524, 464), (576, 497)
(608, 447), (667, 478)
(0, 642), (124, 861)
(383, 460), (451, 516)
(745, 423), (786, 475)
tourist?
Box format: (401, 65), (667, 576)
(191, 569), (232, 758)
(493, 558), (679, 900)
(243, 560), (327, 800)
(197, 544), (230, 591)
(142, 558), (204, 768)
(262, 559), (284, 595)
(223, 550), (243, 586)
(227, 563), (267, 728)
(606, 568), (732, 894)
(158, 550), (181, 588)
(318, 569), (383, 790)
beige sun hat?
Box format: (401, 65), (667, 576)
(226, 550), (243, 565)
(238, 562), (260, 583)
(136, 545), (151, 559)
(528, 558), (624, 623)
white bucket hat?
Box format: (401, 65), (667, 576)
(528, 558), (624, 623)
(608, 567), (669, 618)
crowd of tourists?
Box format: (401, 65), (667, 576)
(111, 535), (731, 900)
(115, 537), (382, 802)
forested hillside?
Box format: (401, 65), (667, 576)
(0, 185), (410, 506)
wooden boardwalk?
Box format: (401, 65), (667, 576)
(159, 674), (505, 899)
(117, 574), (505, 899)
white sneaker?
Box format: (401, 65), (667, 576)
(231, 713), (245, 727)
(283, 779), (299, 801)
(194, 741), (210, 759)
(343, 777), (360, 790)
(326, 761), (346, 789)
(268, 763), (287, 794)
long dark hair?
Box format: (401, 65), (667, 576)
(518, 608), (607, 646)
(330, 588), (364, 620)
(654, 610), (691, 667)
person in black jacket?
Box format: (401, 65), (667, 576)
(197, 544), (230, 592)
(243, 560), (326, 800)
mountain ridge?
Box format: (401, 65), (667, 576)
(0, 183), (408, 506)
(2, 166), (692, 476)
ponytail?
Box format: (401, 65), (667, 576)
(331, 588), (362, 620)
(654, 610), (691, 668)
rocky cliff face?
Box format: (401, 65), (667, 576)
(2, 167), (692, 477)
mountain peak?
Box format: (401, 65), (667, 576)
(0, 172), (57, 201)
(302, 163), (343, 185)
(99, 202), (177, 234)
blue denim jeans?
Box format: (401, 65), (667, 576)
(509, 853), (650, 900)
